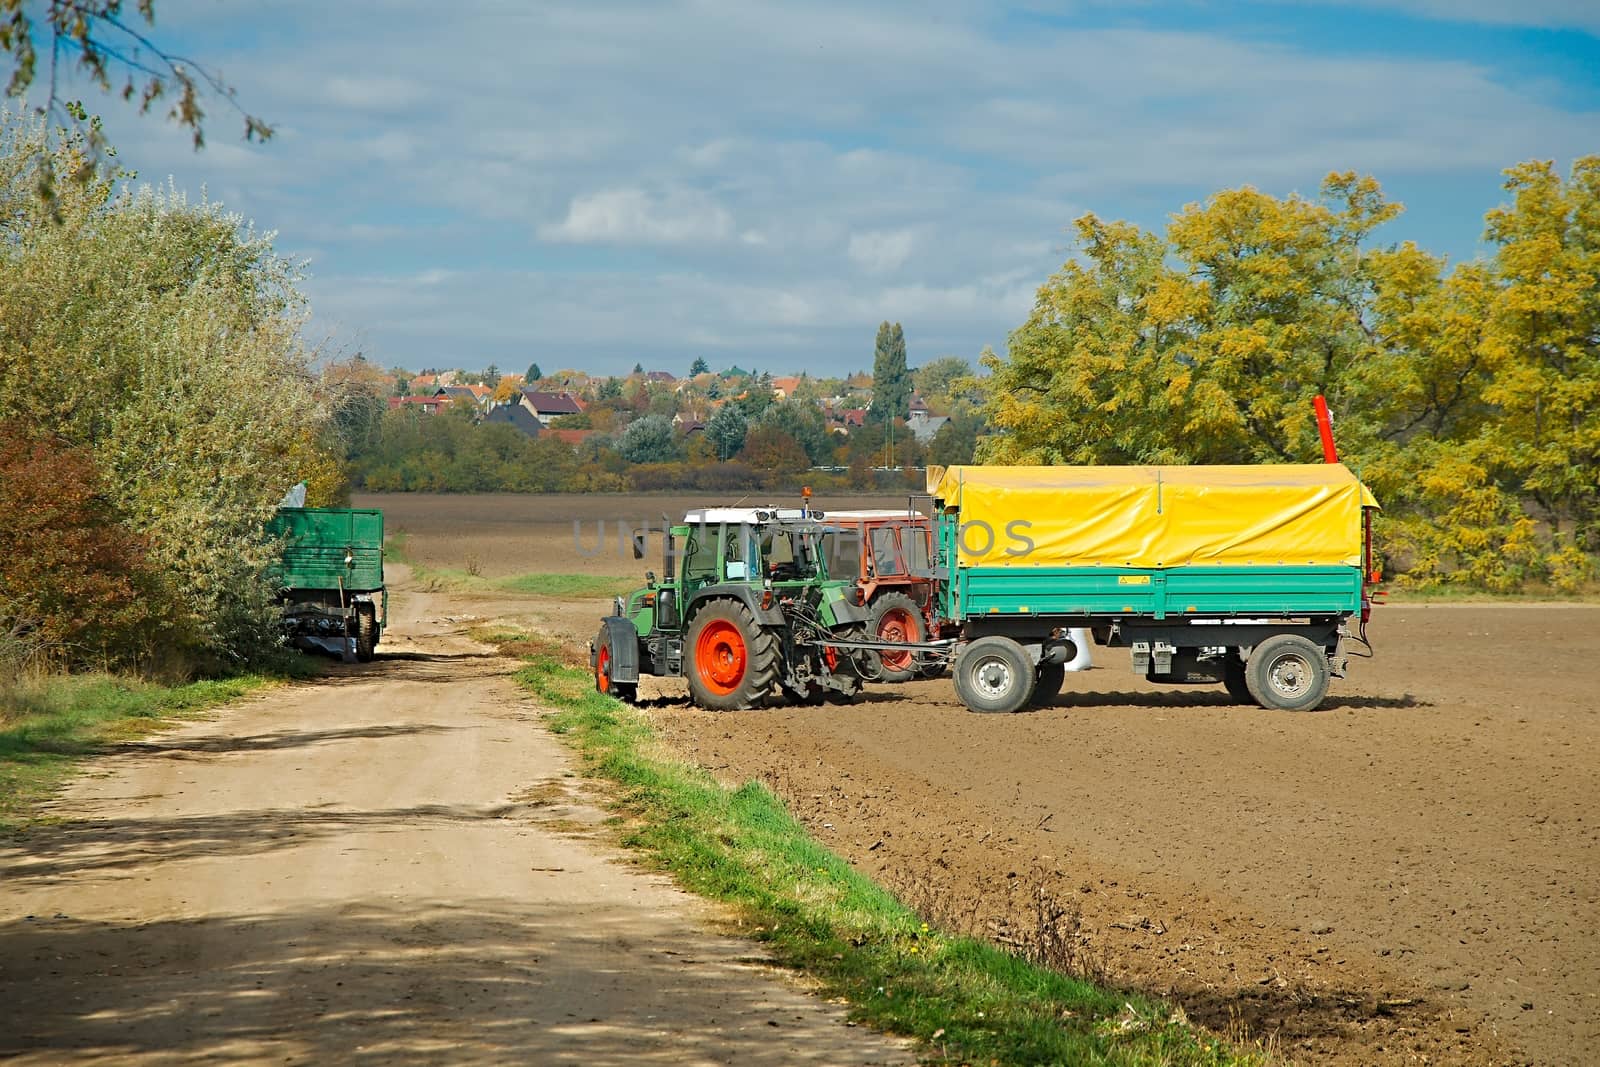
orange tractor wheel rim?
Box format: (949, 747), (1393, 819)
(596, 643), (611, 692)
(877, 608), (916, 670)
(696, 619), (747, 695)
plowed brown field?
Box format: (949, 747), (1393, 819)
(366, 491), (1600, 1066)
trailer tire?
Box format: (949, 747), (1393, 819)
(1246, 634), (1329, 711)
(868, 592), (925, 683)
(355, 607), (378, 663)
(1031, 662), (1066, 706)
(686, 599), (778, 710)
(593, 625), (637, 704)
(1222, 649), (1254, 704)
(955, 636), (1036, 714)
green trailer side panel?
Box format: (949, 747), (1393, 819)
(268, 508), (385, 593)
(955, 565), (1361, 619)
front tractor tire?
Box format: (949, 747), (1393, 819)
(1245, 634), (1330, 712)
(868, 592), (925, 683)
(686, 599), (779, 710)
(954, 636), (1036, 714)
(593, 625), (637, 704)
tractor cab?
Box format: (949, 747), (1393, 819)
(594, 501), (878, 708)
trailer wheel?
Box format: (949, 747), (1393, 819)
(355, 608), (378, 663)
(1031, 662), (1066, 706)
(1246, 635), (1329, 711)
(955, 636), (1036, 714)
(1222, 649), (1254, 705)
(686, 599), (778, 710)
(593, 625), (637, 704)
(868, 592), (925, 683)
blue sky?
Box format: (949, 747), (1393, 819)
(41, 0), (1600, 377)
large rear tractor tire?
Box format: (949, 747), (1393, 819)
(1245, 634), (1330, 711)
(954, 636), (1036, 714)
(868, 592), (925, 683)
(355, 608), (378, 663)
(686, 599), (779, 710)
(593, 625), (638, 704)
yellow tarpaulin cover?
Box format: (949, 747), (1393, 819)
(926, 464), (1378, 568)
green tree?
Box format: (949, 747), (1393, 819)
(928, 412), (982, 467)
(705, 404), (748, 460)
(871, 321), (911, 424)
(620, 414), (679, 464)
(913, 356), (972, 405)
(526, 362), (543, 382)
(690, 356), (709, 375)
(0, 113), (336, 667)
(758, 398), (831, 465)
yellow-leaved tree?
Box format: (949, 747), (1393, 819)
(978, 163), (1599, 591)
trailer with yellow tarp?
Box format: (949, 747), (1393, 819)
(926, 463), (1380, 713)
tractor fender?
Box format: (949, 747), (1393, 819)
(596, 615), (642, 683)
(828, 594), (870, 627)
(684, 585), (786, 628)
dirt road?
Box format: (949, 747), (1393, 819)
(0, 572), (911, 1066)
(365, 493), (1600, 1066)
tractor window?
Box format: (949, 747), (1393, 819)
(871, 527), (905, 576)
(761, 528), (816, 580)
(820, 525), (862, 583)
(905, 526), (931, 575)
(683, 527), (718, 587)
(722, 523), (757, 581)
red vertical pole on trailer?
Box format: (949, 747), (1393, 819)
(1313, 394), (1339, 463)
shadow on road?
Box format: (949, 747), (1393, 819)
(1, 804), (507, 881)
(307, 651), (510, 687)
(130, 723), (453, 756)
(0, 903), (887, 1065)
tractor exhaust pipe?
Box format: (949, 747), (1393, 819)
(1313, 394), (1339, 464)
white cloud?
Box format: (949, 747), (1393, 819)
(1281, 1), (1600, 33)
(78, 1), (1600, 374)
(848, 228), (921, 274)
(539, 187), (736, 245)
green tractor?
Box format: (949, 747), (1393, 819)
(591, 504), (903, 709)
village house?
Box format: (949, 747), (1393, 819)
(519, 389), (586, 426)
(484, 403), (543, 438)
(388, 395), (454, 416)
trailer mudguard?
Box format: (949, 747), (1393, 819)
(596, 615), (643, 683)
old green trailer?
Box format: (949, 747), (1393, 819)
(929, 464), (1379, 713)
(267, 507), (387, 662)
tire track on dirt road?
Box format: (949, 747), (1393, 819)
(0, 574), (912, 1066)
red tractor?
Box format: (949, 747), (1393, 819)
(820, 510), (941, 682)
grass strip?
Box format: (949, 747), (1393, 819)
(0, 671), (290, 833)
(387, 532), (633, 600)
(495, 632), (1261, 1067)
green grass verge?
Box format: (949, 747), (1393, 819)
(0, 671), (293, 833)
(496, 633), (1262, 1067)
